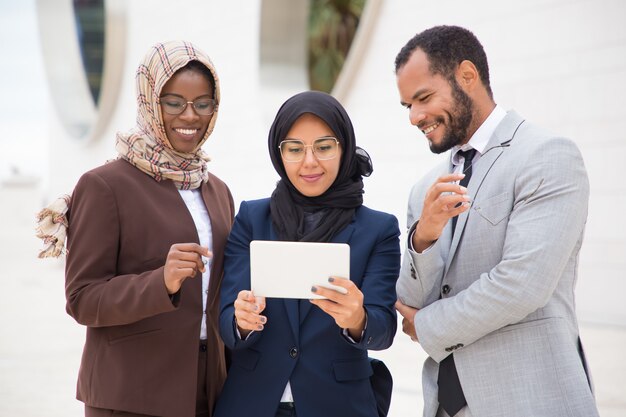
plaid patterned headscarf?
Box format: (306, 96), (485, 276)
(36, 41), (220, 258)
(116, 40), (221, 189)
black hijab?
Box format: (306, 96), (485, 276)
(268, 91), (373, 242)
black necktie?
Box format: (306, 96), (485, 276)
(450, 148), (476, 233)
(438, 148), (476, 416)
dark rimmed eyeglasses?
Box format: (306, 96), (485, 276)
(159, 94), (217, 116)
(278, 137), (340, 162)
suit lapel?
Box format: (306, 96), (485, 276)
(200, 176), (230, 310)
(444, 112), (524, 273)
(298, 222), (356, 324)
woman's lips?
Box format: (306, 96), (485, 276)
(300, 174), (323, 183)
(173, 127), (199, 142)
(175, 127), (198, 136)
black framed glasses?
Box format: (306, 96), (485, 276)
(278, 137), (340, 162)
(159, 94), (217, 116)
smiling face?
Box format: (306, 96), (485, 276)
(160, 68), (214, 153)
(282, 113), (343, 197)
(397, 48), (475, 154)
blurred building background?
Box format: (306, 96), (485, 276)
(0, 0), (625, 416)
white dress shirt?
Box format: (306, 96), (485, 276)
(450, 104), (507, 172)
(178, 189), (213, 340)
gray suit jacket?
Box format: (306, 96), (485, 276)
(396, 111), (599, 417)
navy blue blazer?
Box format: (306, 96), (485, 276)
(215, 198), (400, 417)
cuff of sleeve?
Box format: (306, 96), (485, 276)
(234, 318), (255, 341)
(408, 222), (435, 255)
(341, 310), (368, 344)
(168, 291), (181, 306)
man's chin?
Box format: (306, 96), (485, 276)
(429, 141), (452, 155)
(428, 132), (464, 154)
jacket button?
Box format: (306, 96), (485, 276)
(442, 285), (451, 295)
(289, 347), (298, 358)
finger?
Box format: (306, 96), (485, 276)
(312, 277), (356, 301)
(402, 318), (417, 341)
(432, 181), (468, 195)
(254, 296), (266, 313)
(326, 276), (354, 290)
(237, 290), (254, 303)
(438, 194), (471, 210)
(234, 297), (258, 313)
(171, 243), (211, 257)
(438, 192), (471, 207)
(170, 259), (201, 273)
(244, 291), (265, 312)
(168, 250), (204, 268)
(310, 298), (343, 316)
(442, 201), (471, 216)
(172, 267), (196, 280)
(434, 173), (465, 185)
(167, 249), (197, 261)
(236, 314), (266, 331)
(311, 285), (344, 303)
(395, 300), (416, 319)
(426, 181), (468, 203)
(236, 309), (267, 325)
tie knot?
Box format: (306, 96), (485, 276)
(458, 148), (477, 161)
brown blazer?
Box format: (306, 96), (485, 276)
(65, 159), (234, 417)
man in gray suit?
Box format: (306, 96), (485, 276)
(393, 25), (600, 417)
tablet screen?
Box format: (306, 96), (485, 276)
(250, 240), (350, 299)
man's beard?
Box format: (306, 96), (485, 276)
(429, 79), (474, 154)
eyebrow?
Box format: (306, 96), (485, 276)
(160, 93), (213, 100)
(283, 135), (336, 141)
(400, 88), (430, 107)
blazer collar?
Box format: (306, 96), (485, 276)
(445, 111), (525, 273)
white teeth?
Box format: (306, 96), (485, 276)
(422, 123), (439, 134)
(175, 128), (197, 135)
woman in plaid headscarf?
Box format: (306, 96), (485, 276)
(37, 41), (233, 417)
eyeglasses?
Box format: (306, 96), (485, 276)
(278, 137), (340, 162)
(159, 95), (217, 116)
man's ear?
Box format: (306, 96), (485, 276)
(456, 60), (479, 91)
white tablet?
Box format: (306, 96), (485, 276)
(250, 240), (350, 299)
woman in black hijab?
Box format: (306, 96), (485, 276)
(216, 91), (400, 417)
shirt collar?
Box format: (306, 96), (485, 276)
(451, 104), (507, 165)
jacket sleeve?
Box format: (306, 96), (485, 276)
(65, 171), (176, 327)
(348, 213), (401, 351)
(414, 137), (590, 362)
(396, 178), (448, 309)
(219, 201), (263, 350)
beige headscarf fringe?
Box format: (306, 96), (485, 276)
(35, 40), (220, 258)
(36, 194), (71, 258)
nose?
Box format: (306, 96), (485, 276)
(179, 102), (200, 121)
(409, 105), (426, 127)
(301, 146), (318, 166)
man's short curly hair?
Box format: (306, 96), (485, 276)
(395, 25), (493, 98)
